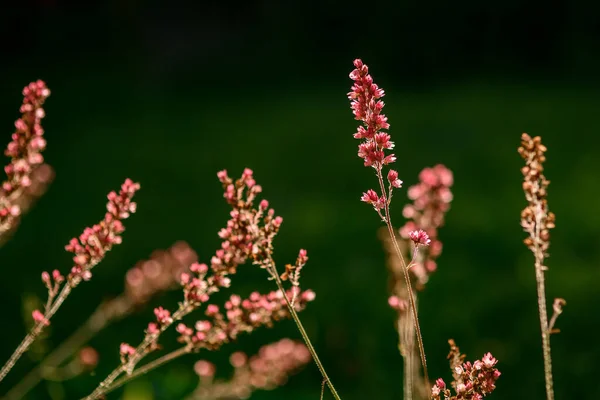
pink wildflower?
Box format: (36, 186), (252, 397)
(31, 310), (49, 326)
(119, 343), (135, 357)
(1, 80), (51, 235)
(387, 170), (403, 188)
(65, 179), (140, 283)
(409, 229), (431, 246)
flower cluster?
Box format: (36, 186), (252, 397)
(63, 179), (140, 284)
(190, 339), (311, 399)
(518, 133), (555, 260)
(176, 288), (315, 352)
(93, 169), (314, 398)
(431, 340), (500, 400)
(398, 164), (454, 288)
(0, 80), (51, 235)
(30, 179), (139, 326)
(349, 59), (402, 213)
(0, 164), (54, 247)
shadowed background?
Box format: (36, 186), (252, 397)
(1, 1), (599, 399)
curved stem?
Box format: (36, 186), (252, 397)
(0, 284), (73, 382)
(377, 171), (429, 388)
(94, 347), (190, 398)
(3, 297), (132, 400)
(83, 304), (191, 400)
(270, 266), (341, 400)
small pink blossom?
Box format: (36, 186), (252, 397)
(1, 80), (51, 234)
(387, 295), (408, 311)
(147, 322), (160, 334)
(387, 170), (403, 188)
(360, 189), (379, 205)
(32, 310), (49, 326)
(435, 378), (446, 389)
(119, 343), (136, 357)
(154, 307), (172, 325)
(194, 360), (216, 377)
(409, 229), (431, 246)
(79, 347), (99, 368)
(482, 352), (497, 368)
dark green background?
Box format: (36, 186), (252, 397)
(1, 1), (599, 399)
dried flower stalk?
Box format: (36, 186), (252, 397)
(519, 133), (564, 400)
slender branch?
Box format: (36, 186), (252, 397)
(377, 170), (429, 387)
(533, 208), (554, 400)
(399, 316), (413, 400)
(96, 347), (191, 398)
(268, 263), (341, 400)
(83, 304), (192, 400)
(4, 297), (132, 400)
(0, 284), (73, 382)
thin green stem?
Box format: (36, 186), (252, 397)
(270, 265), (341, 400)
(0, 284), (73, 382)
(96, 347), (191, 398)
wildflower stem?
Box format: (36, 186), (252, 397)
(93, 346), (191, 398)
(4, 297), (132, 400)
(83, 304), (191, 400)
(269, 264), (341, 400)
(0, 284), (73, 382)
(533, 209), (554, 400)
(377, 170), (429, 389)
(398, 316), (413, 400)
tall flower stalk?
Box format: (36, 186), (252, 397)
(348, 59), (429, 386)
(519, 133), (565, 400)
(0, 179), (139, 382)
(383, 165), (454, 399)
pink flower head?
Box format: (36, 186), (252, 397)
(147, 322), (160, 334)
(349, 59), (393, 170)
(387, 170), (403, 188)
(154, 306), (173, 325)
(387, 295), (407, 311)
(482, 352), (497, 368)
(409, 229), (431, 246)
(119, 343), (135, 357)
(65, 179), (140, 283)
(435, 378), (446, 389)
(361, 189), (379, 205)
(32, 310), (49, 326)
(1, 80), (51, 234)
(79, 347), (99, 368)
(230, 351), (248, 368)
(194, 360), (216, 377)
